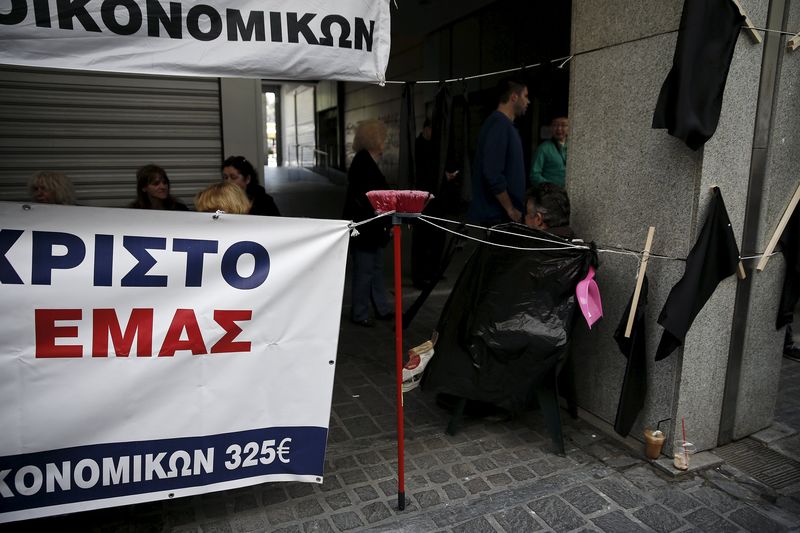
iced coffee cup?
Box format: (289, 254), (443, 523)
(673, 440), (696, 470)
(643, 429), (666, 459)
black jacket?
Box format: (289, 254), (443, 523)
(343, 150), (391, 249)
(248, 184), (280, 216)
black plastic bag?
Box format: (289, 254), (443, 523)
(421, 224), (596, 413)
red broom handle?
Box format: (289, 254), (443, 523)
(393, 223), (405, 510)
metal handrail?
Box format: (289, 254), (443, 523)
(295, 145), (329, 168)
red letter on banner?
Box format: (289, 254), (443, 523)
(35, 309), (82, 358)
(211, 310), (252, 354)
(92, 309), (154, 357)
(159, 309), (207, 356)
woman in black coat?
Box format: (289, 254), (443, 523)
(343, 119), (393, 327)
(221, 156), (280, 216)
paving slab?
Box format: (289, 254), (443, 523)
(751, 422), (798, 444)
(652, 451), (725, 477)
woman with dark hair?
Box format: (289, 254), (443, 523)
(221, 156), (280, 216)
(130, 164), (188, 210)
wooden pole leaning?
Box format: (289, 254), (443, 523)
(625, 226), (655, 338)
(756, 182), (800, 272)
(730, 0), (763, 43)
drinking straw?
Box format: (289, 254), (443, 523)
(681, 417), (688, 465)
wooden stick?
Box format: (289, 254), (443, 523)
(625, 226), (655, 338)
(789, 32), (800, 51)
(730, 0), (763, 43)
(756, 182), (800, 272)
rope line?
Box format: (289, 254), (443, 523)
(417, 217), (589, 252)
(382, 26), (796, 87)
(749, 26), (800, 37)
(598, 245), (686, 262)
(740, 251), (780, 261)
(597, 248), (647, 259)
(383, 55), (573, 85)
(359, 212), (783, 262)
(419, 214), (587, 249)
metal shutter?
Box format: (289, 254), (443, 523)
(0, 66), (222, 207)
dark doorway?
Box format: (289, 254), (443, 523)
(317, 108), (340, 170)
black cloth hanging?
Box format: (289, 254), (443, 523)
(456, 88), (472, 205)
(431, 82), (453, 194)
(398, 82), (417, 190)
(411, 83), (451, 287)
(613, 276), (648, 437)
(776, 206), (800, 329)
(438, 84), (470, 214)
(652, 0), (744, 151)
(656, 187), (740, 360)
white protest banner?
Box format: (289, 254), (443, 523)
(0, 0), (390, 83)
(0, 202), (350, 523)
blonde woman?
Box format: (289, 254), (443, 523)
(194, 181), (252, 214)
(342, 119), (393, 327)
(29, 172), (76, 205)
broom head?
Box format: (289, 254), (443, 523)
(396, 190), (432, 213)
(366, 189), (433, 214)
(366, 190), (396, 214)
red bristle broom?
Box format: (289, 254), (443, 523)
(365, 189), (432, 511)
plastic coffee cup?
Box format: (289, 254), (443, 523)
(673, 440), (696, 470)
(643, 429), (666, 459)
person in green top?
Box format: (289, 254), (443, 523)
(529, 116), (569, 187)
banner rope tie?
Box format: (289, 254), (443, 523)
(347, 211), (395, 229)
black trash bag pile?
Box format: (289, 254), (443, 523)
(421, 224), (596, 413)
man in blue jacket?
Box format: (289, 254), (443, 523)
(468, 79), (529, 226)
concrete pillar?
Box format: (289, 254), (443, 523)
(220, 78), (266, 184)
(567, 0), (786, 451)
(728, 0), (800, 441)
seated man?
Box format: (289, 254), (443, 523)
(524, 183), (574, 239)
